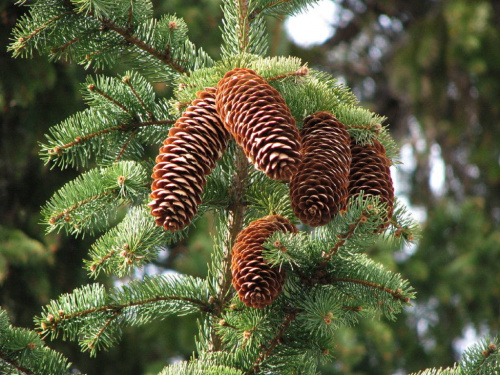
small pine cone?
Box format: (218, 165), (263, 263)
(149, 88), (230, 231)
(231, 215), (297, 308)
(348, 138), (394, 230)
(290, 111), (351, 227)
(216, 68), (301, 181)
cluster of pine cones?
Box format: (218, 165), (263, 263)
(149, 68), (394, 308)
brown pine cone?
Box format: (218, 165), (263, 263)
(231, 215), (297, 308)
(348, 138), (394, 230)
(215, 68), (301, 181)
(149, 88), (230, 231)
(290, 111), (351, 227)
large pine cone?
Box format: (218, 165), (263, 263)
(231, 215), (297, 308)
(215, 68), (301, 181)
(348, 138), (394, 230)
(149, 88), (230, 231)
(290, 111), (351, 227)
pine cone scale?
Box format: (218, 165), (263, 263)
(216, 68), (301, 181)
(348, 138), (394, 230)
(149, 88), (230, 231)
(231, 215), (297, 308)
(290, 111), (351, 226)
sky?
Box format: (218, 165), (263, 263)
(285, 0), (338, 47)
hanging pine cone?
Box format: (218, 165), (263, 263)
(149, 88), (230, 231)
(348, 138), (394, 230)
(231, 215), (297, 308)
(290, 111), (351, 227)
(215, 68), (301, 181)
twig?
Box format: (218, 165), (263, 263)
(40, 294), (214, 335)
(266, 66), (309, 82)
(48, 119), (174, 155)
(250, 308), (299, 374)
(211, 146), (249, 350)
(324, 277), (410, 303)
(88, 84), (132, 116)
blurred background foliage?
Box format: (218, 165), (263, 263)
(1, 0), (499, 374)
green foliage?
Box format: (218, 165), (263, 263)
(40, 70), (174, 169)
(7, 0), (489, 375)
(35, 274), (209, 356)
(41, 161), (149, 236)
(0, 308), (73, 375)
(85, 206), (173, 277)
(409, 337), (499, 375)
(9, 0), (212, 81)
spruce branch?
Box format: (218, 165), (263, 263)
(249, 308), (299, 375)
(86, 206), (177, 278)
(254, 0), (322, 18)
(36, 275), (213, 354)
(10, 1), (214, 79)
(122, 75), (155, 120)
(322, 277), (410, 303)
(42, 72), (176, 168)
(95, 14), (189, 75)
(0, 309), (73, 375)
(87, 83), (133, 116)
(42, 161), (149, 235)
(266, 66), (309, 82)
(211, 146), (250, 350)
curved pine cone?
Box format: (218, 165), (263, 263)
(348, 138), (394, 230)
(216, 68), (301, 181)
(149, 88), (230, 231)
(231, 215), (297, 309)
(290, 111), (351, 227)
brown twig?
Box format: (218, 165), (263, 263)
(211, 146), (249, 350)
(266, 67), (310, 82)
(250, 308), (299, 374)
(48, 119), (174, 154)
(324, 277), (410, 303)
(123, 77), (155, 120)
(41, 294), (214, 335)
(97, 16), (189, 75)
(114, 129), (138, 162)
(48, 190), (118, 225)
(88, 84), (132, 115)
(237, 0), (251, 52)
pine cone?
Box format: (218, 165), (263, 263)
(290, 111), (351, 227)
(231, 215), (297, 308)
(216, 68), (301, 181)
(348, 138), (394, 230)
(149, 88), (230, 231)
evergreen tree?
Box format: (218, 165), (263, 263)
(4, 1), (498, 374)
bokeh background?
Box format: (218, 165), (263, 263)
(1, 0), (499, 374)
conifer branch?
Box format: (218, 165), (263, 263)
(250, 308), (299, 374)
(323, 215), (364, 262)
(48, 119), (174, 155)
(0, 353), (36, 375)
(123, 76), (155, 120)
(114, 129), (138, 162)
(48, 189), (117, 226)
(237, 0), (251, 52)
(324, 277), (410, 303)
(89, 12), (189, 75)
(88, 84), (132, 116)
(212, 147), (249, 350)
(14, 12), (72, 50)
(41, 295), (213, 335)
(266, 66), (309, 82)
